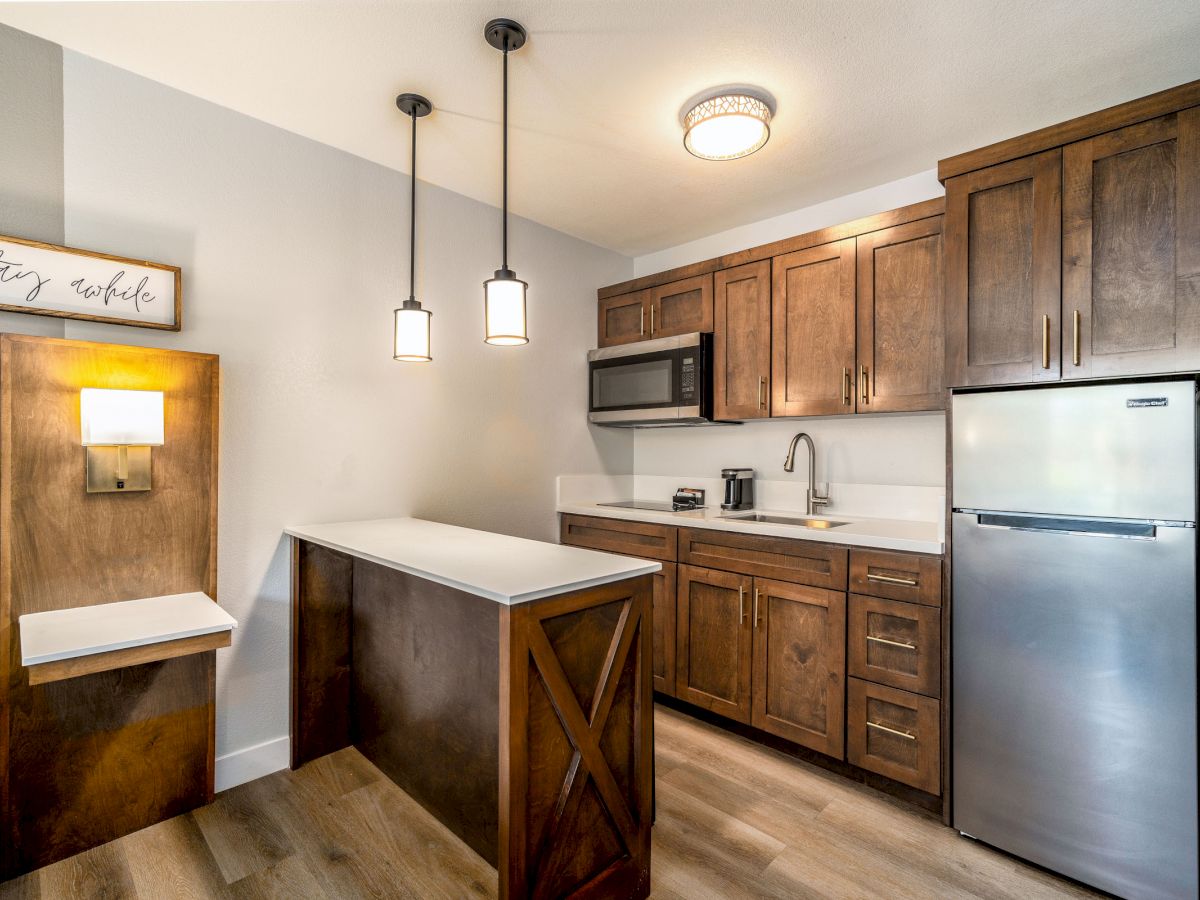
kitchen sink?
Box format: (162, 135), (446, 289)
(722, 513), (849, 529)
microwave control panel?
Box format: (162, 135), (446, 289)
(680, 354), (697, 403)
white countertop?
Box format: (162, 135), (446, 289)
(285, 517), (661, 605)
(20, 592), (237, 666)
(556, 501), (943, 555)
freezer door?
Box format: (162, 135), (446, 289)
(952, 380), (1196, 521)
(952, 512), (1198, 900)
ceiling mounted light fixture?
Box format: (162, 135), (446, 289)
(482, 17), (529, 346)
(682, 87), (775, 161)
(393, 92), (434, 362)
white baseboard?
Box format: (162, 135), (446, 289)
(215, 735), (290, 792)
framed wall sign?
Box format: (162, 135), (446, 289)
(0, 234), (181, 331)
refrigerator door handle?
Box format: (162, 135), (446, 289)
(972, 512), (1161, 540)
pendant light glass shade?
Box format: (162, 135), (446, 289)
(394, 301), (432, 361)
(393, 92), (433, 362)
(483, 18), (530, 346)
(483, 269), (528, 345)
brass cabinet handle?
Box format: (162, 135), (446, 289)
(738, 584), (746, 624)
(650, 304), (656, 336)
(867, 721), (916, 741)
(866, 572), (918, 587)
(753, 587), (761, 629)
(1072, 309), (1081, 366)
(859, 365), (869, 405)
(867, 634), (917, 650)
(1041, 314), (1051, 369)
(639, 306), (645, 336)
(758, 375), (767, 410)
(842, 367), (851, 406)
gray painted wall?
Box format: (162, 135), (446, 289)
(0, 23), (65, 336)
(0, 26), (633, 770)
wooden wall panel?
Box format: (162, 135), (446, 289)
(0, 334), (219, 880)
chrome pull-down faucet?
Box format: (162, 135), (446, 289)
(783, 432), (830, 515)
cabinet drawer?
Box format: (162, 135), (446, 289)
(847, 678), (940, 795)
(560, 514), (677, 562)
(679, 527), (847, 590)
(848, 549), (941, 606)
(848, 595), (940, 697)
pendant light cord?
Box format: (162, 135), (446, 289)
(502, 44), (509, 271)
(409, 108), (417, 303)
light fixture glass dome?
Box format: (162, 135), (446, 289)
(683, 91), (773, 161)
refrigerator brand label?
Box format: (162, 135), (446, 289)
(1126, 397), (1168, 408)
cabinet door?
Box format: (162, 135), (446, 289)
(1063, 108), (1200, 379)
(652, 563), (677, 696)
(944, 150), (1062, 387)
(857, 218), (946, 412)
(597, 290), (648, 347)
(676, 565), (752, 723)
(771, 239), (857, 416)
(714, 261), (772, 420)
(751, 579), (846, 757)
(649, 275), (713, 339)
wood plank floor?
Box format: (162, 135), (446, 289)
(1, 704), (1101, 899)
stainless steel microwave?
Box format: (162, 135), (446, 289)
(587, 332), (717, 426)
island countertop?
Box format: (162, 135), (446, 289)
(284, 517), (661, 605)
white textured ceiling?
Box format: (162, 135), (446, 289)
(2, 1), (1198, 257)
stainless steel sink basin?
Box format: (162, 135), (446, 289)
(722, 513), (849, 529)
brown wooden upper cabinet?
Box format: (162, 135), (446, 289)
(597, 275), (713, 348)
(1063, 108), (1200, 379)
(772, 239), (857, 416)
(714, 260), (772, 420)
(944, 150), (1063, 387)
(941, 83), (1200, 387)
(857, 219), (946, 412)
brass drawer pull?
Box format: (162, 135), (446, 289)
(860, 365), (869, 405)
(1072, 309), (1081, 366)
(867, 634), (917, 650)
(1041, 314), (1051, 369)
(753, 587), (761, 629)
(866, 572), (918, 587)
(639, 306), (645, 336)
(867, 720), (916, 741)
(842, 367), (851, 406)
(738, 584), (746, 624)
(758, 375), (767, 410)
(650, 304), (656, 336)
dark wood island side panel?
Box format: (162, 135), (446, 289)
(352, 557), (502, 866)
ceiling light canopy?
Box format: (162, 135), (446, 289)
(682, 88), (774, 161)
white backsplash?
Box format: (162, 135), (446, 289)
(558, 473), (944, 525)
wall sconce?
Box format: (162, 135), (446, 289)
(80, 388), (164, 493)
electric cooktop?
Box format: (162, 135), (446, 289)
(598, 500), (702, 512)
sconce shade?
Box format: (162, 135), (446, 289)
(393, 303), (432, 361)
(80, 388), (164, 446)
(483, 270), (528, 345)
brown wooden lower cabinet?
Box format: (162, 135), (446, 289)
(561, 513), (677, 562)
(752, 579), (845, 757)
(652, 563), (677, 696)
(675, 564), (753, 723)
(848, 593), (940, 698)
(847, 678), (940, 794)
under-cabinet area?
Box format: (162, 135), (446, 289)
(560, 512), (946, 803)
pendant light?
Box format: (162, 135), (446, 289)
(393, 92), (433, 362)
(483, 18), (529, 346)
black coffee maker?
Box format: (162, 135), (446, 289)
(720, 468), (754, 510)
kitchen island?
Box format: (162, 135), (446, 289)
(286, 518), (659, 900)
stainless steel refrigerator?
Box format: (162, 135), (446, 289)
(952, 380), (1198, 900)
